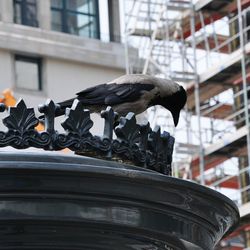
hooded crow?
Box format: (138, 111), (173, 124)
(42, 74), (187, 127)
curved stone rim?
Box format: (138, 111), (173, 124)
(0, 151), (240, 249)
(0, 151), (240, 212)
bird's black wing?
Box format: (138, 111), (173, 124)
(76, 83), (155, 105)
(38, 82), (155, 120)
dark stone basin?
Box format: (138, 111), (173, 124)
(0, 151), (239, 250)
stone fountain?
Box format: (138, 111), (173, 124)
(0, 99), (239, 249)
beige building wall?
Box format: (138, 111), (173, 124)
(46, 59), (123, 103)
(0, 50), (13, 91)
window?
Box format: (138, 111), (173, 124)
(15, 55), (42, 91)
(13, 0), (38, 27)
(51, 0), (100, 39)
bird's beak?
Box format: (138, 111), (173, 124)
(171, 110), (180, 127)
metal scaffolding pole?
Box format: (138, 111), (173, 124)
(190, 2), (205, 185)
(122, 0), (131, 74)
(237, 0), (250, 167)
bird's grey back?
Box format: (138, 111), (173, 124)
(109, 74), (180, 97)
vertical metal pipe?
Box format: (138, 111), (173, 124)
(237, 0), (250, 167)
(122, 0), (130, 74)
(148, 0), (151, 33)
(190, 2), (205, 185)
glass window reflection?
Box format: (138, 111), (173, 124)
(51, 0), (100, 39)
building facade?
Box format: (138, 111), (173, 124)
(0, 0), (127, 119)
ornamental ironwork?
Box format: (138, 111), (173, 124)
(0, 99), (174, 175)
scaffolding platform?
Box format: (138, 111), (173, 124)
(206, 175), (239, 189)
(180, 0), (241, 40)
(186, 42), (250, 111)
(195, 0), (234, 12)
(195, 34), (230, 53)
(181, 0), (250, 44)
(191, 125), (248, 179)
(195, 0), (250, 13)
(201, 103), (233, 119)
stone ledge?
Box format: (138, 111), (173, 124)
(0, 22), (137, 69)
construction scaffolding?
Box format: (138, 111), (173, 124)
(123, 0), (250, 248)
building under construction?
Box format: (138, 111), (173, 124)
(123, 0), (250, 248)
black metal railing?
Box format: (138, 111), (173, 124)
(0, 99), (174, 175)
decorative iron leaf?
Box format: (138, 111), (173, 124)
(163, 133), (175, 175)
(147, 126), (162, 170)
(167, 135), (175, 160)
(115, 113), (140, 146)
(3, 99), (39, 135)
(148, 126), (162, 154)
(112, 113), (146, 165)
(61, 99), (93, 137)
(157, 131), (171, 175)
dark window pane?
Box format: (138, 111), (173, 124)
(14, 3), (22, 24)
(25, 4), (38, 26)
(51, 0), (63, 8)
(13, 0), (38, 27)
(15, 56), (42, 91)
(51, 10), (63, 31)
